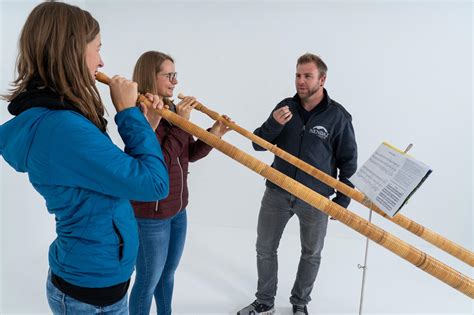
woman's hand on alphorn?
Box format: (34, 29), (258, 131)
(209, 115), (233, 138)
(139, 93), (164, 131)
(109, 76), (138, 112)
(176, 96), (198, 120)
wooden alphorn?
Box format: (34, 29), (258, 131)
(96, 72), (473, 298)
(177, 93), (474, 267)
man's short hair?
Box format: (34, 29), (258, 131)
(297, 53), (327, 77)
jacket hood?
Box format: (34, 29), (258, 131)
(7, 78), (80, 116)
(2, 80), (80, 172)
(0, 108), (51, 172)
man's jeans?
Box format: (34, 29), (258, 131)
(46, 271), (128, 314)
(129, 209), (187, 315)
(255, 187), (328, 306)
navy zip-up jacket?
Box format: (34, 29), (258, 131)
(253, 89), (357, 208)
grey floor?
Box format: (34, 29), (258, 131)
(3, 217), (471, 314)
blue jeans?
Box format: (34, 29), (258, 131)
(46, 271), (128, 314)
(129, 210), (187, 315)
(255, 188), (328, 306)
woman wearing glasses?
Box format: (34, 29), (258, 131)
(129, 51), (231, 314)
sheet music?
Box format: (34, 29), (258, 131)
(350, 143), (431, 217)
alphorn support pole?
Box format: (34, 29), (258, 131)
(177, 93), (474, 267)
(96, 72), (473, 298)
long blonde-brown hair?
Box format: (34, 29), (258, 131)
(133, 51), (175, 107)
(4, 1), (106, 131)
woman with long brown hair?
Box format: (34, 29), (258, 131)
(129, 51), (231, 314)
(0, 2), (169, 314)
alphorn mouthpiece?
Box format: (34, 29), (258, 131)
(95, 72), (111, 84)
(94, 72), (152, 106)
(176, 93), (206, 112)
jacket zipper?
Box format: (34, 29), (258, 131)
(155, 117), (181, 213)
(293, 124), (306, 179)
(289, 125), (305, 209)
(177, 157), (184, 211)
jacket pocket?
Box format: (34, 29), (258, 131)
(112, 222), (124, 260)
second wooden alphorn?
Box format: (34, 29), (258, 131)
(95, 72), (473, 297)
(177, 93), (474, 267)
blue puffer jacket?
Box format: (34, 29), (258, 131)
(0, 107), (169, 288)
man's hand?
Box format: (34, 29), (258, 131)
(272, 106), (293, 125)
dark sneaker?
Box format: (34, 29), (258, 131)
(237, 300), (275, 315)
(292, 304), (308, 315)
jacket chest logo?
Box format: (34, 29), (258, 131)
(309, 125), (329, 140)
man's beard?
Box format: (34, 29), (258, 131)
(298, 85), (320, 101)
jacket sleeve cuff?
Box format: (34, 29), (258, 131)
(265, 115), (285, 132)
(332, 194), (350, 209)
(115, 107), (162, 156)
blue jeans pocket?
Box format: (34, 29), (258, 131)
(46, 272), (65, 314)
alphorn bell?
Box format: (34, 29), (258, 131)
(177, 93), (474, 267)
(95, 72), (473, 298)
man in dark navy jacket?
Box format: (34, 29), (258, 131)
(238, 53), (357, 315)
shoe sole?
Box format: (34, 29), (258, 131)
(237, 310), (275, 315)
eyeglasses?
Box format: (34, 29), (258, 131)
(158, 72), (178, 82)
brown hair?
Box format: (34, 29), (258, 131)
(4, 1), (106, 131)
(297, 53), (328, 78)
(133, 51), (175, 107)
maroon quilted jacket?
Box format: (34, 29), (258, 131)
(131, 110), (213, 219)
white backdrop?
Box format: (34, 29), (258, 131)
(1, 0), (472, 314)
